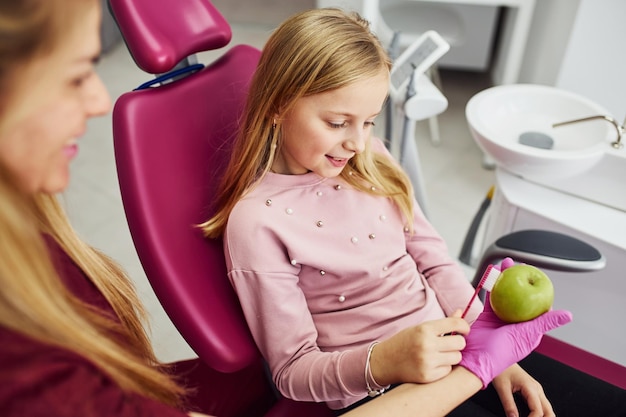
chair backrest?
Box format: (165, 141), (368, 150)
(109, 0), (261, 373)
(109, 2), (345, 414)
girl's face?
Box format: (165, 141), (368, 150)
(0, 3), (110, 194)
(272, 70), (389, 177)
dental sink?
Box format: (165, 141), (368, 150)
(466, 84), (615, 180)
(466, 84), (626, 212)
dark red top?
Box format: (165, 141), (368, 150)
(0, 235), (188, 417)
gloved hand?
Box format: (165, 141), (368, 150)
(493, 256), (515, 272)
(459, 291), (572, 389)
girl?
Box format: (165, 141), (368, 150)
(201, 8), (572, 416)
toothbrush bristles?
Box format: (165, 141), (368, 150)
(461, 264), (500, 319)
(481, 266), (500, 293)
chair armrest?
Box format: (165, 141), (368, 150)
(472, 229), (606, 287)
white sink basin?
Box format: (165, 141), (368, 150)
(466, 84), (615, 181)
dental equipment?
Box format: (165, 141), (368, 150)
(388, 30), (449, 216)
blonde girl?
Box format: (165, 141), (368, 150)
(202, 8), (570, 416)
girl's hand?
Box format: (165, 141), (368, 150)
(493, 364), (555, 417)
(370, 313), (470, 385)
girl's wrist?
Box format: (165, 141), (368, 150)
(367, 340), (393, 389)
(365, 341), (390, 396)
(453, 365), (484, 390)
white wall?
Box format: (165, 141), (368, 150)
(520, 0), (626, 121)
(517, 0), (580, 86)
(555, 0), (626, 121)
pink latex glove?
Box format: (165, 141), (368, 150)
(459, 291), (572, 389)
(493, 257), (515, 272)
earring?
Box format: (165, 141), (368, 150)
(272, 119), (277, 129)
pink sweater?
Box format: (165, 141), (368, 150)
(224, 142), (482, 409)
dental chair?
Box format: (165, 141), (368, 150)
(108, 0), (332, 415)
(108, 1), (625, 416)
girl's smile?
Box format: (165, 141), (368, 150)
(271, 70), (389, 177)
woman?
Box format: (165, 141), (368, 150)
(0, 1), (213, 415)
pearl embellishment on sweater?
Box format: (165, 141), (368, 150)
(263, 180), (394, 282)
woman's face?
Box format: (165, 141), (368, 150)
(272, 70), (389, 177)
(0, 3), (111, 194)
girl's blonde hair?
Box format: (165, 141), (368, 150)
(202, 8), (414, 238)
(0, 0), (184, 407)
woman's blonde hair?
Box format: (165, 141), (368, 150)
(201, 8), (414, 238)
(0, 0), (184, 407)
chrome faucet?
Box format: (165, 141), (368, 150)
(553, 115), (624, 149)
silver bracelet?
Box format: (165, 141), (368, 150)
(365, 341), (389, 397)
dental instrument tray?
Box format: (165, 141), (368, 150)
(389, 30), (449, 102)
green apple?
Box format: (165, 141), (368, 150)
(490, 264), (554, 323)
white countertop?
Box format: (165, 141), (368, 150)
(496, 169), (626, 250)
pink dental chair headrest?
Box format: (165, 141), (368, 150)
(108, 0), (232, 74)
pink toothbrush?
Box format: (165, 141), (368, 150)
(461, 264), (501, 319)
